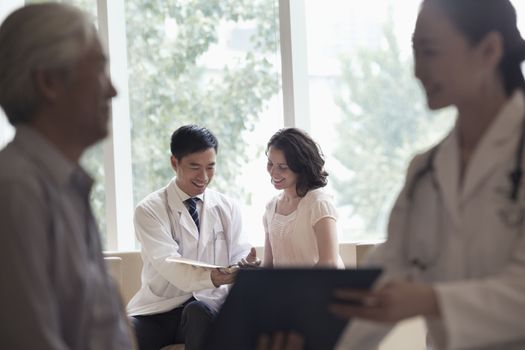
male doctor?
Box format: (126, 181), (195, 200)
(128, 125), (257, 350)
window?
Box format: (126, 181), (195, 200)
(125, 0), (282, 247)
(0, 114), (14, 150)
(304, 0), (525, 242)
(2, 0), (525, 249)
(303, 0), (454, 242)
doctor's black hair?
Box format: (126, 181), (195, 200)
(266, 127), (328, 197)
(170, 124), (218, 160)
(425, 0), (525, 95)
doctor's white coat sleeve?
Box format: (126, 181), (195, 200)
(134, 202), (215, 293)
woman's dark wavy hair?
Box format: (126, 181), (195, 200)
(427, 0), (525, 95)
(266, 127), (328, 197)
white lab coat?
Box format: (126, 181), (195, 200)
(337, 91), (525, 350)
(127, 178), (250, 316)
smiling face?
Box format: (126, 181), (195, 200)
(171, 148), (216, 197)
(266, 146), (298, 194)
(412, 0), (492, 110)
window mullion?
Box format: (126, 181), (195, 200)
(97, 0), (134, 250)
(278, 0), (310, 131)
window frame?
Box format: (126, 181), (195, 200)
(1, 0), (306, 250)
(93, 0), (309, 250)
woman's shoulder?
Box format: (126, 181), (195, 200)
(305, 187), (332, 199)
(264, 193), (280, 210)
(302, 188), (334, 206)
(300, 188), (338, 222)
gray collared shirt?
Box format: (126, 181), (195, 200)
(0, 126), (133, 349)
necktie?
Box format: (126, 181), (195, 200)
(185, 197), (200, 232)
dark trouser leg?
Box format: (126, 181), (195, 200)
(131, 307), (184, 350)
(180, 300), (217, 350)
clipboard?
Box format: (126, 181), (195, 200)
(204, 268), (382, 350)
(166, 256), (239, 273)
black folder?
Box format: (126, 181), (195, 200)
(204, 268), (382, 350)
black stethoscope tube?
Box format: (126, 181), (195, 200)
(509, 118), (525, 201)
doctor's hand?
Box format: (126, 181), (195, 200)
(238, 247), (262, 268)
(329, 280), (440, 323)
(211, 268), (238, 287)
(256, 332), (304, 350)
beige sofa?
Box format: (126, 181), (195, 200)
(104, 243), (425, 350)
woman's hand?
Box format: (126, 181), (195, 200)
(238, 247), (262, 268)
(329, 280), (439, 323)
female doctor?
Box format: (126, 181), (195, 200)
(332, 0), (525, 349)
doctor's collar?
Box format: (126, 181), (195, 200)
(173, 181), (204, 202)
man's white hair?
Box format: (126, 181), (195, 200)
(0, 3), (98, 125)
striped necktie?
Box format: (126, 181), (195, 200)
(185, 197), (200, 232)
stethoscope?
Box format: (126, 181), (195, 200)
(404, 118), (525, 272)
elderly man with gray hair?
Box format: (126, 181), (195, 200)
(0, 3), (134, 349)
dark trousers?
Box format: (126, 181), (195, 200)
(131, 299), (217, 350)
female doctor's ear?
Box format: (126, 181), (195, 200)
(477, 31), (504, 70)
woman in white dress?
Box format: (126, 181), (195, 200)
(263, 127), (344, 268)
